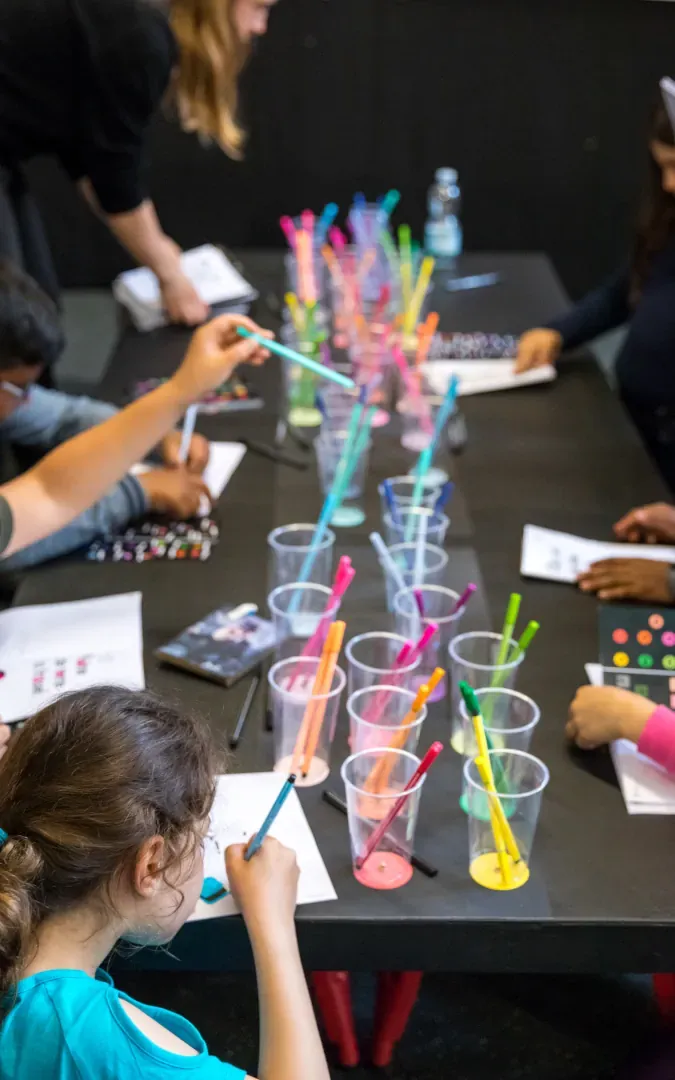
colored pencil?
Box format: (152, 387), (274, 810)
(229, 669), (262, 749)
(451, 583), (477, 616)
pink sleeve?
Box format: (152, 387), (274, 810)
(637, 705), (675, 774)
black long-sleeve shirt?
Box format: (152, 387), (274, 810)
(0, 0), (176, 215)
(548, 240), (675, 404)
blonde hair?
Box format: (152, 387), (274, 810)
(169, 0), (250, 158)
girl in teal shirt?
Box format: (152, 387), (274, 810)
(0, 686), (330, 1080)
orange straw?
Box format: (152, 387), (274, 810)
(415, 312), (440, 368)
(300, 621), (346, 777)
(367, 668), (445, 792)
(296, 229), (316, 305)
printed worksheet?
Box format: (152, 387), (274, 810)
(423, 360), (556, 398)
(0, 592), (144, 723)
(521, 525), (675, 584)
(191, 773), (337, 921)
(132, 441), (246, 516)
(585, 663), (675, 814)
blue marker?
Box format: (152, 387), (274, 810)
(432, 481), (455, 516)
(382, 479), (402, 527)
(244, 775), (297, 862)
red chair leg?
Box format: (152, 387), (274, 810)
(653, 974), (675, 1022)
(372, 971), (423, 1068)
(311, 971), (360, 1068)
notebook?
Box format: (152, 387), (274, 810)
(155, 604), (277, 688)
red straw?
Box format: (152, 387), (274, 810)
(355, 741), (443, 870)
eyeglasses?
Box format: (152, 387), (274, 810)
(0, 380), (31, 401)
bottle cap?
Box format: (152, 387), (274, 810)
(435, 167), (458, 184)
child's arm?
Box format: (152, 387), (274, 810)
(0, 314), (271, 559)
(566, 685), (675, 772)
(0, 386), (117, 451)
(226, 839), (331, 1080)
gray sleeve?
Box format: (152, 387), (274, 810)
(0, 496), (13, 556)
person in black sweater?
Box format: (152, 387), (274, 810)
(0, 0), (277, 325)
(515, 101), (675, 491)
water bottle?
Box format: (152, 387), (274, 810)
(424, 168), (463, 268)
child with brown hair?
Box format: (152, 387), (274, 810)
(0, 686), (329, 1080)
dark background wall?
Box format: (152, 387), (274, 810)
(26, 0), (675, 299)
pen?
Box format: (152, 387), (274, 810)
(178, 404), (198, 464)
(245, 775), (297, 861)
(240, 437), (308, 471)
(230, 669), (262, 749)
(321, 790), (438, 878)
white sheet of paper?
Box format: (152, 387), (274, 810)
(131, 441), (246, 517)
(584, 663), (675, 814)
(0, 593), (144, 724)
(113, 245), (258, 331)
(422, 359), (556, 398)
(191, 773), (337, 921)
(520, 525), (675, 584)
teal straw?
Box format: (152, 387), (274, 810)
(236, 327), (355, 390)
(405, 446), (433, 541)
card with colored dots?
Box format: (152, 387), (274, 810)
(599, 604), (675, 706)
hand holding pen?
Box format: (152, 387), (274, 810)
(226, 834), (299, 926)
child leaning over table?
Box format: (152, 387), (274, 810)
(0, 257), (214, 570)
(0, 686), (330, 1080)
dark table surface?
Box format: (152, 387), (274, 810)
(15, 253), (675, 974)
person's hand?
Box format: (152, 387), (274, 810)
(513, 328), (563, 374)
(169, 314), (273, 405)
(136, 467), (212, 519)
(160, 270), (210, 326)
(0, 723), (10, 760)
(613, 502), (675, 544)
(160, 431), (210, 474)
(577, 558), (673, 603)
(225, 836), (299, 931)
(566, 685), (655, 749)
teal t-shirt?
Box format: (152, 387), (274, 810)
(1, 969), (247, 1079)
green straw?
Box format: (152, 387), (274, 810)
(494, 593), (521, 670)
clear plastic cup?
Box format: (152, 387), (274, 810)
(315, 430), (372, 529)
(284, 251), (326, 306)
(459, 688), (540, 758)
(463, 750), (549, 891)
(267, 583), (339, 660)
(345, 631), (421, 698)
(382, 507), (449, 547)
(347, 685), (427, 756)
(378, 476), (442, 519)
(401, 396), (435, 453)
(381, 542), (449, 611)
(341, 748), (426, 890)
(448, 631), (524, 754)
(267, 524), (335, 590)
(393, 585), (464, 701)
(268, 656), (346, 788)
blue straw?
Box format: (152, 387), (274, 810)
(383, 479), (402, 527)
(236, 327), (355, 391)
(405, 446), (433, 541)
(432, 481), (455, 516)
(316, 202), (339, 245)
(245, 775), (297, 861)
(422, 374), (460, 470)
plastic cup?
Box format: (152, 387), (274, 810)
(267, 524), (335, 589)
(342, 748), (426, 890)
(381, 542), (449, 611)
(347, 685), (427, 756)
(268, 656), (346, 788)
(382, 507), (449, 547)
(458, 688), (540, 817)
(268, 583), (339, 660)
(345, 631), (421, 698)
(463, 750), (549, 891)
(401, 396), (436, 453)
(315, 430), (372, 529)
(284, 251), (326, 306)
(448, 632), (524, 754)
(378, 476), (442, 520)
(393, 585), (464, 701)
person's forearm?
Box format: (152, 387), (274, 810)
(249, 922), (330, 1080)
(106, 199), (182, 282)
(0, 380), (188, 557)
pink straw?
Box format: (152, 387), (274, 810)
(361, 626), (437, 727)
(329, 227), (346, 255)
(452, 583), (477, 616)
(392, 347), (434, 436)
(287, 558), (355, 690)
(280, 215), (296, 250)
(413, 589), (425, 618)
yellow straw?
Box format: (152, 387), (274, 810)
(404, 256), (435, 336)
(284, 292), (305, 334)
(470, 714), (521, 866)
(475, 755), (513, 887)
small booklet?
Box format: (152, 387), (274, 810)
(155, 605), (277, 688)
